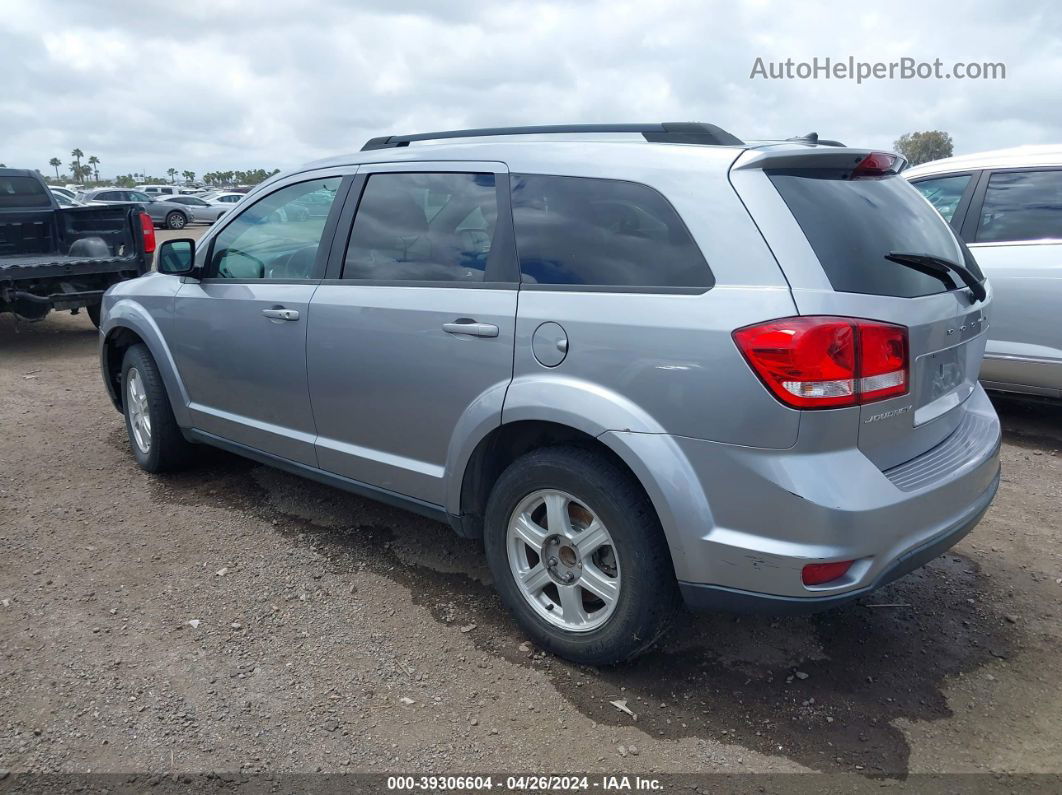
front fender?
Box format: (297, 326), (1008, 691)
(100, 296), (191, 427)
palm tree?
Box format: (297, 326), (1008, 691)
(71, 148), (83, 175)
(166, 167), (177, 184)
(182, 169), (195, 184)
(88, 156), (100, 182)
(49, 157), (62, 179)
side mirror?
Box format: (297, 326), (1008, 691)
(156, 238), (197, 276)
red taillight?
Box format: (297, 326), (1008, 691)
(851, 152), (899, 178)
(733, 316), (908, 409)
(140, 212), (156, 254)
(802, 560), (854, 586)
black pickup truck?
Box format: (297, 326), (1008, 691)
(0, 168), (154, 327)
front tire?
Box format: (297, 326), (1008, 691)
(165, 211), (187, 230)
(483, 446), (679, 665)
(121, 344), (193, 472)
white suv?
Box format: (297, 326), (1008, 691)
(906, 146), (1062, 398)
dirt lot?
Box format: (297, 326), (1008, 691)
(1, 250), (1061, 779)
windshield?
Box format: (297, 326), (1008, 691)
(769, 171), (974, 298)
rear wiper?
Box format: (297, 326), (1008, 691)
(885, 251), (987, 302)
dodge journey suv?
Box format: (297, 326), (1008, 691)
(98, 123), (1002, 665)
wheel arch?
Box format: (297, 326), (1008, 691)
(100, 303), (190, 426)
(451, 419), (655, 542)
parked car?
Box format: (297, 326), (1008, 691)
(78, 188), (194, 229)
(98, 123), (1001, 665)
(48, 186), (78, 201)
(159, 194), (228, 223)
(0, 168), (153, 326)
(204, 192), (246, 207)
(136, 184), (180, 197)
(906, 146), (1062, 398)
(51, 192), (84, 207)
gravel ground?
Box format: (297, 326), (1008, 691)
(1, 279), (1061, 779)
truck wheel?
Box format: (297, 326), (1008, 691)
(86, 303), (101, 329)
(165, 211), (187, 230)
(483, 445), (679, 665)
(121, 344), (193, 472)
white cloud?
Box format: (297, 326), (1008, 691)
(0, 0), (1058, 178)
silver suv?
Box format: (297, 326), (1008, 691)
(98, 123), (1002, 665)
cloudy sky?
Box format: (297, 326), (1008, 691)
(2, 0), (1060, 179)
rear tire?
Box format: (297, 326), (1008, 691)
(483, 445), (679, 665)
(121, 344), (193, 472)
(165, 211), (187, 230)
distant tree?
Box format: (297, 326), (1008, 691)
(88, 155), (100, 182)
(68, 160), (86, 183)
(115, 174), (136, 188)
(893, 130), (954, 167)
(181, 169), (195, 184)
(49, 157), (62, 178)
(166, 167), (177, 184)
(71, 148), (84, 175)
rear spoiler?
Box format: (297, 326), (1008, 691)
(732, 146), (908, 174)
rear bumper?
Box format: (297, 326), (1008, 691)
(602, 384), (1002, 607)
(678, 472), (996, 613)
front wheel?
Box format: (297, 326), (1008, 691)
(121, 344), (193, 472)
(165, 211), (187, 230)
(483, 446), (679, 665)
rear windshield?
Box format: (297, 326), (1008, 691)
(0, 175), (51, 208)
(769, 171), (973, 298)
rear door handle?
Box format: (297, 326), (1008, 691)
(262, 308), (300, 321)
(442, 320), (499, 338)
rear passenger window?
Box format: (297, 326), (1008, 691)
(976, 170), (1062, 243)
(510, 174), (712, 289)
(343, 172), (499, 282)
(911, 174), (971, 224)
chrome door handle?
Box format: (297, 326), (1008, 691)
(442, 320), (499, 338)
(262, 308), (300, 321)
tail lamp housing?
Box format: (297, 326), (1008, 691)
(733, 316), (908, 409)
(139, 211), (156, 254)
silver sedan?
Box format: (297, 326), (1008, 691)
(158, 194), (230, 223)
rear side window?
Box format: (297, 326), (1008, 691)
(911, 174), (972, 224)
(770, 171), (966, 298)
(0, 176), (51, 208)
(976, 170), (1062, 243)
(343, 172), (499, 283)
(510, 174), (712, 290)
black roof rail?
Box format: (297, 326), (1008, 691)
(361, 122), (744, 151)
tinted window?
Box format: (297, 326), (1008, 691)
(97, 191), (123, 201)
(220, 195), (241, 203)
(128, 191), (152, 202)
(0, 176), (50, 208)
(343, 172), (498, 282)
(976, 170), (1062, 243)
(510, 174), (710, 289)
(770, 172), (967, 298)
(209, 177), (341, 280)
(912, 174), (971, 223)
